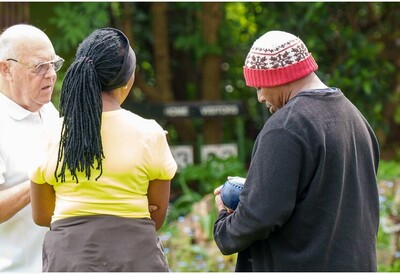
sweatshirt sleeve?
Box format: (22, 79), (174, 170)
(213, 127), (312, 255)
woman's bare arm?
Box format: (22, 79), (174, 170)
(30, 181), (55, 227)
(147, 179), (171, 231)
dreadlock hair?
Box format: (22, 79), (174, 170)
(55, 28), (129, 183)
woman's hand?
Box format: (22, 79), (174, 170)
(149, 205), (158, 213)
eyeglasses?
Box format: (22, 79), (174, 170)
(6, 56), (64, 76)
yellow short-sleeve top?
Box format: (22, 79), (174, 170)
(30, 109), (177, 223)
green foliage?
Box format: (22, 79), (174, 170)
(162, 160), (400, 272)
(377, 224), (392, 250)
(393, 91), (400, 125)
(223, 3), (258, 44)
(389, 259), (400, 272)
(167, 156), (246, 222)
(376, 160), (400, 271)
(217, 2), (400, 151)
(50, 2), (111, 53)
(160, 155), (244, 271)
(31, 2), (400, 151)
(175, 32), (222, 60)
(34, 2), (116, 109)
(27, 3), (400, 269)
(376, 161), (400, 219)
(378, 161), (400, 181)
(160, 222), (236, 271)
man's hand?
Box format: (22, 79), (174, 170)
(214, 186), (232, 213)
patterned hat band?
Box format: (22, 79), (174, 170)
(243, 54), (318, 87)
(243, 31), (318, 87)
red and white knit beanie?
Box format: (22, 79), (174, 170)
(243, 30), (318, 88)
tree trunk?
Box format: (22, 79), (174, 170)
(129, 3), (197, 142)
(133, 2), (173, 102)
(375, 7), (400, 159)
(201, 2), (223, 144)
(0, 2), (29, 29)
(151, 2), (174, 102)
(121, 3), (134, 45)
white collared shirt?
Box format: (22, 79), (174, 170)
(0, 92), (59, 272)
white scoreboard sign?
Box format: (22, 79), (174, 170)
(170, 145), (194, 170)
(170, 143), (238, 170)
(201, 143), (238, 162)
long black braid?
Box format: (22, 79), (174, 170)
(55, 28), (128, 183)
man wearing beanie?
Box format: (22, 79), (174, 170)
(213, 30), (379, 271)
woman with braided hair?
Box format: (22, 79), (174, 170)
(29, 27), (177, 272)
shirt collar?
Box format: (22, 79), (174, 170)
(0, 91), (36, 120)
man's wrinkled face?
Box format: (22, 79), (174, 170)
(7, 39), (58, 112)
(256, 87), (282, 114)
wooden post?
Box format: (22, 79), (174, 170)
(0, 2), (30, 31)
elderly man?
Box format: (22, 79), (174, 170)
(0, 24), (63, 271)
(213, 30), (380, 271)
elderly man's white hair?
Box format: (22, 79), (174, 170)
(0, 24), (52, 60)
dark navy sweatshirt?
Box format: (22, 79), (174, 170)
(214, 88), (380, 271)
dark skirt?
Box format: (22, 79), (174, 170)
(42, 215), (169, 272)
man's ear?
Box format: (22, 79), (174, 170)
(0, 60), (11, 79)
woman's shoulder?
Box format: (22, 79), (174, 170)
(120, 109), (164, 133)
